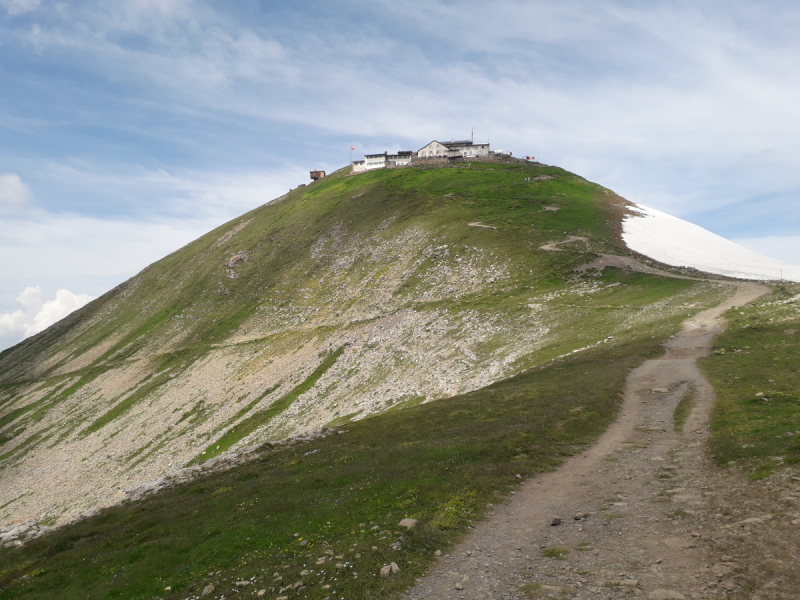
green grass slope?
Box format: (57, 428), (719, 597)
(0, 335), (672, 600)
(0, 162), (628, 384)
(700, 283), (800, 478)
(0, 161), (732, 533)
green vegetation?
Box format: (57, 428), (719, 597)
(0, 162), (630, 387)
(0, 337), (665, 599)
(673, 388), (696, 433)
(519, 581), (543, 596)
(541, 547), (571, 559)
(0, 161), (730, 476)
(0, 161), (744, 599)
(191, 346), (347, 465)
(700, 284), (800, 478)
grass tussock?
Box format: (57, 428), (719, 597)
(673, 388), (696, 433)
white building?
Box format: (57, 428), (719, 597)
(351, 136), (496, 174)
(356, 150), (415, 171)
(416, 140), (450, 159)
(417, 139), (490, 159)
(364, 152), (387, 170)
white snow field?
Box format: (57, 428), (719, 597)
(622, 203), (800, 282)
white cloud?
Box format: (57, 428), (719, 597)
(0, 286), (94, 347)
(0, 173), (30, 208)
(0, 0), (40, 16)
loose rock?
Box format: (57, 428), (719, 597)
(399, 518), (418, 528)
(381, 562), (401, 577)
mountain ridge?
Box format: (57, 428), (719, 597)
(1, 161), (732, 532)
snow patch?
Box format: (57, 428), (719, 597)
(623, 204), (800, 282)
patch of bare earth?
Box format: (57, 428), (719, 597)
(406, 282), (798, 600)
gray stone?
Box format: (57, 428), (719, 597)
(201, 584), (215, 596)
(550, 517), (562, 526)
(398, 518), (417, 528)
(381, 562), (401, 577)
(434, 549), (442, 556)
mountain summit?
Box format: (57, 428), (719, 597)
(0, 161), (734, 528)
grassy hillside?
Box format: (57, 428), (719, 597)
(700, 283), (800, 479)
(0, 161), (731, 533)
(0, 332), (678, 600)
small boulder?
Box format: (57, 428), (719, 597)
(299, 569), (310, 576)
(434, 549), (443, 556)
(380, 562), (401, 577)
(257, 591), (266, 597)
(550, 517), (562, 526)
(455, 582), (464, 590)
(201, 584), (215, 597)
(399, 518), (417, 528)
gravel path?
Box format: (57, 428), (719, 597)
(405, 280), (771, 600)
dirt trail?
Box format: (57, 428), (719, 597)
(406, 275), (774, 600)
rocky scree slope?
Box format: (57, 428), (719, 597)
(0, 163), (731, 529)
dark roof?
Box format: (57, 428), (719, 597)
(364, 152), (387, 158)
(443, 140), (473, 147)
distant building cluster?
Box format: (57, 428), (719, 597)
(309, 136), (530, 181)
(349, 137), (515, 174)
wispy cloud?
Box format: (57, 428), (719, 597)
(1, 0), (799, 332)
(0, 173), (31, 208)
(0, 0), (40, 16)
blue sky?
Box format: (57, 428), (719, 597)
(2, 0), (800, 349)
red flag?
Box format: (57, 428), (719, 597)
(350, 146), (354, 150)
